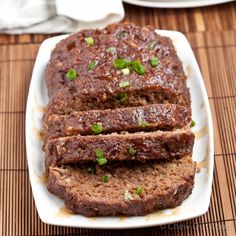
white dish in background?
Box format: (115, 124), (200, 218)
(25, 30), (214, 229)
(123, 0), (234, 8)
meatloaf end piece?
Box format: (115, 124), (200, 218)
(46, 23), (187, 98)
(45, 130), (194, 171)
(47, 155), (196, 216)
(44, 23), (190, 117)
(44, 104), (191, 142)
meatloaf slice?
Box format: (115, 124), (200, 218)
(46, 23), (187, 98)
(47, 155), (196, 216)
(44, 78), (190, 118)
(45, 130), (194, 170)
(44, 104), (191, 142)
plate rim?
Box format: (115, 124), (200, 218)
(122, 0), (234, 8)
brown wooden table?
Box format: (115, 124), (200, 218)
(0, 2), (236, 236)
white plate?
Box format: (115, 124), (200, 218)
(123, 0), (234, 8)
(25, 30), (214, 229)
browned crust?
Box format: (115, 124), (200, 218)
(47, 156), (196, 216)
(45, 130), (195, 171)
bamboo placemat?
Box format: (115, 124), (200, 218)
(0, 2), (235, 236)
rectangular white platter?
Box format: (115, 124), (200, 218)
(25, 30), (214, 229)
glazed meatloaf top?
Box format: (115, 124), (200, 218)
(46, 23), (187, 98)
(44, 104), (191, 142)
(47, 155), (196, 216)
(44, 23), (190, 116)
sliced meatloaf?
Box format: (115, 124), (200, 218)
(44, 104), (191, 142)
(47, 155), (196, 216)
(46, 23), (187, 98)
(45, 130), (194, 170)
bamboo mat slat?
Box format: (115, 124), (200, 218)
(0, 1), (236, 235)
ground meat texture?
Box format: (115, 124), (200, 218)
(47, 155), (196, 216)
(45, 130), (194, 171)
(44, 104), (191, 143)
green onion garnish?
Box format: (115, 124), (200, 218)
(97, 157), (107, 165)
(66, 68), (77, 81)
(88, 60), (98, 70)
(191, 120), (196, 128)
(107, 47), (116, 53)
(132, 60), (146, 75)
(135, 186), (143, 196)
(150, 57), (159, 67)
(95, 149), (104, 159)
(85, 37), (94, 46)
(87, 166), (95, 174)
(113, 58), (130, 69)
(119, 80), (130, 88)
(124, 189), (133, 201)
(121, 68), (130, 76)
(113, 59), (145, 75)
(116, 31), (127, 40)
(101, 175), (109, 183)
(138, 120), (150, 127)
(117, 92), (127, 102)
(128, 147), (137, 156)
(91, 123), (103, 134)
(95, 149), (107, 165)
(148, 40), (157, 50)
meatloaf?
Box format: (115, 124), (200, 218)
(47, 155), (196, 216)
(45, 130), (194, 171)
(44, 23), (190, 118)
(44, 104), (191, 142)
(44, 22), (195, 217)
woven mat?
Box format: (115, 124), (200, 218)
(0, 2), (236, 236)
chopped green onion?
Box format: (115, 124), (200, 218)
(113, 59), (145, 75)
(150, 57), (159, 67)
(95, 149), (104, 159)
(97, 157), (107, 165)
(107, 47), (116, 53)
(66, 68), (77, 81)
(191, 120), (196, 128)
(91, 123), (103, 134)
(95, 149), (107, 165)
(113, 58), (130, 69)
(85, 37), (94, 46)
(121, 68), (130, 76)
(138, 120), (150, 127)
(116, 31), (127, 40)
(117, 92), (127, 102)
(124, 189), (133, 201)
(135, 186), (143, 196)
(119, 80), (130, 88)
(88, 60), (98, 70)
(87, 166), (95, 174)
(101, 175), (109, 183)
(132, 60), (146, 75)
(128, 147), (137, 156)
(148, 40), (157, 50)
